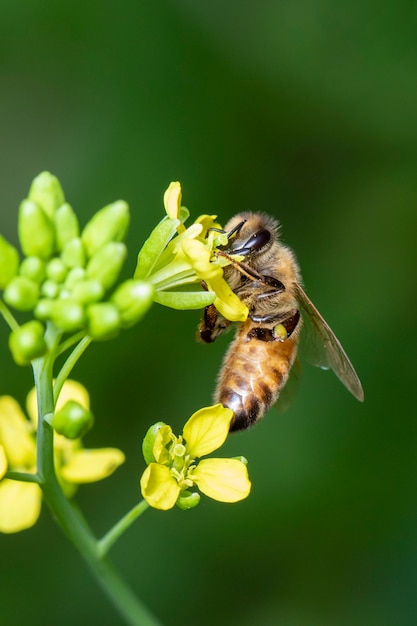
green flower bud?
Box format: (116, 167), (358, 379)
(34, 298), (54, 321)
(142, 422), (166, 464)
(41, 279), (60, 299)
(81, 201), (130, 258)
(61, 237), (86, 269)
(111, 279), (154, 328)
(28, 171), (65, 219)
(52, 400), (94, 439)
(9, 320), (47, 365)
(86, 242), (127, 290)
(86, 302), (120, 340)
(54, 203), (79, 251)
(3, 276), (40, 311)
(0, 234), (19, 289)
(71, 279), (104, 305)
(176, 490), (200, 510)
(19, 256), (46, 283)
(50, 300), (85, 332)
(65, 267), (86, 289)
(18, 199), (55, 259)
(46, 258), (68, 283)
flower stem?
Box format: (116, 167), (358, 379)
(97, 500), (150, 557)
(33, 338), (161, 626)
(54, 335), (92, 402)
(0, 299), (19, 331)
(5, 470), (40, 483)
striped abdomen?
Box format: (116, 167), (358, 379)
(215, 319), (300, 431)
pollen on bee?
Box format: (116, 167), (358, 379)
(273, 323), (288, 341)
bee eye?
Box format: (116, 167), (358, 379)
(233, 228), (271, 255)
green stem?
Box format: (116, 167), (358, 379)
(33, 339), (161, 626)
(56, 330), (86, 357)
(54, 335), (92, 402)
(97, 500), (150, 557)
(5, 470), (40, 483)
(0, 299), (19, 331)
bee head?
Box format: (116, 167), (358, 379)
(222, 212), (279, 257)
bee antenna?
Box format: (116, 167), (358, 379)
(227, 220), (247, 239)
(208, 227), (226, 234)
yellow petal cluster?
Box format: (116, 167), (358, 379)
(0, 381), (125, 533)
(140, 404), (251, 511)
(143, 182), (249, 322)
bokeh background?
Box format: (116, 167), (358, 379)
(1, 2), (416, 625)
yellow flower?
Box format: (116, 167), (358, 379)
(0, 381), (125, 533)
(163, 181), (183, 222)
(140, 404), (251, 511)
(135, 181), (248, 321)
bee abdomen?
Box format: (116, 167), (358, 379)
(215, 324), (299, 431)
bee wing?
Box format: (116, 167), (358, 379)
(294, 283), (364, 402)
(275, 355), (302, 412)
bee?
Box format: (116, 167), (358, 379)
(199, 212), (364, 432)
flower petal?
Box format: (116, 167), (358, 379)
(55, 380), (90, 412)
(193, 214), (222, 237)
(208, 277), (248, 322)
(181, 239), (248, 322)
(183, 404), (234, 458)
(60, 448), (125, 483)
(163, 182), (182, 220)
(140, 463), (180, 510)
(0, 445), (7, 479)
(26, 379), (90, 427)
(191, 458), (251, 503)
(0, 479), (42, 533)
(0, 396), (36, 467)
(153, 425), (173, 464)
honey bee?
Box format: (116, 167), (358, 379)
(199, 212), (364, 432)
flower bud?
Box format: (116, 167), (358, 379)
(0, 234), (19, 289)
(61, 237), (86, 269)
(52, 400), (94, 439)
(41, 279), (60, 299)
(86, 242), (127, 290)
(86, 303), (120, 340)
(81, 201), (130, 258)
(142, 422), (166, 465)
(111, 279), (154, 328)
(19, 256), (46, 283)
(46, 258), (68, 283)
(28, 171), (65, 219)
(18, 199), (55, 259)
(54, 203), (80, 251)
(3, 276), (40, 311)
(65, 267), (86, 289)
(9, 320), (47, 365)
(71, 279), (104, 305)
(176, 490), (200, 510)
(50, 300), (85, 332)
(34, 298), (54, 321)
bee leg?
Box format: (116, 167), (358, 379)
(250, 310), (301, 338)
(258, 274), (285, 291)
(198, 303), (231, 343)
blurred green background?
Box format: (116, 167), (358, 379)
(1, 2), (416, 625)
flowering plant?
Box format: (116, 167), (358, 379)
(0, 173), (251, 625)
